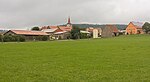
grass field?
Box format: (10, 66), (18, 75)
(0, 35), (150, 82)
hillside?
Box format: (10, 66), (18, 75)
(72, 24), (127, 30)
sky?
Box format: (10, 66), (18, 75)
(0, 0), (150, 29)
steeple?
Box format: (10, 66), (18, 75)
(67, 16), (72, 27)
(67, 16), (71, 24)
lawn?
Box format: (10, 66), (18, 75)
(0, 35), (150, 82)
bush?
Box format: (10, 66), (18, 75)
(18, 36), (26, 42)
(41, 36), (49, 41)
(3, 35), (25, 42)
(80, 33), (89, 39)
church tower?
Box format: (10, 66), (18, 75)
(67, 17), (72, 27)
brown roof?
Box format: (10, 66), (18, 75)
(106, 25), (119, 33)
(7, 30), (49, 36)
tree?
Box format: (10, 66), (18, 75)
(70, 25), (81, 39)
(31, 27), (40, 31)
(142, 22), (150, 34)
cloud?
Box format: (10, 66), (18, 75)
(0, 0), (150, 29)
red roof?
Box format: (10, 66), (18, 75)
(41, 25), (72, 32)
(50, 26), (58, 29)
(106, 25), (119, 33)
(8, 30), (49, 36)
(59, 26), (72, 31)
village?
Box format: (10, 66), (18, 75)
(0, 17), (149, 42)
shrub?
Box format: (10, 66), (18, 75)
(3, 35), (13, 42)
(41, 36), (49, 41)
(17, 36), (25, 42)
(3, 35), (25, 42)
(80, 33), (89, 39)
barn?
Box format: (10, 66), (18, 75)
(4, 30), (49, 41)
(101, 25), (119, 38)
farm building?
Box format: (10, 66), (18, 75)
(41, 25), (72, 32)
(86, 27), (102, 38)
(80, 30), (90, 38)
(101, 25), (119, 38)
(40, 17), (72, 40)
(54, 31), (70, 40)
(42, 26), (71, 40)
(93, 29), (98, 38)
(41, 17), (72, 32)
(126, 22), (144, 35)
(4, 30), (49, 41)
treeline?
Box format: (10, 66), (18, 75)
(71, 24), (127, 30)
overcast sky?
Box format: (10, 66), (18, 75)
(0, 0), (150, 29)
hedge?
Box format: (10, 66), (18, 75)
(0, 35), (25, 42)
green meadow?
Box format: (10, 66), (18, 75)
(0, 35), (150, 82)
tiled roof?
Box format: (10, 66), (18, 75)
(106, 25), (119, 33)
(41, 26), (58, 30)
(42, 28), (58, 33)
(54, 31), (67, 35)
(59, 26), (72, 31)
(41, 26), (72, 31)
(9, 30), (49, 36)
(131, 21), (144, 28)
(50, 26), (58, 29)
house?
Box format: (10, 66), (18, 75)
(86, 27), (94, 33)
(42, 27), (62, 38)
(41, 26), (71, 40)
(101, 25), (119, 38)
(41, 17), (72, 32)
(126, 22), (144, 35)
(54, 31), (70, 40)
(86, 27), (102, 38)
(40, 17), (72, 40)
(4, 30), (49, 41)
